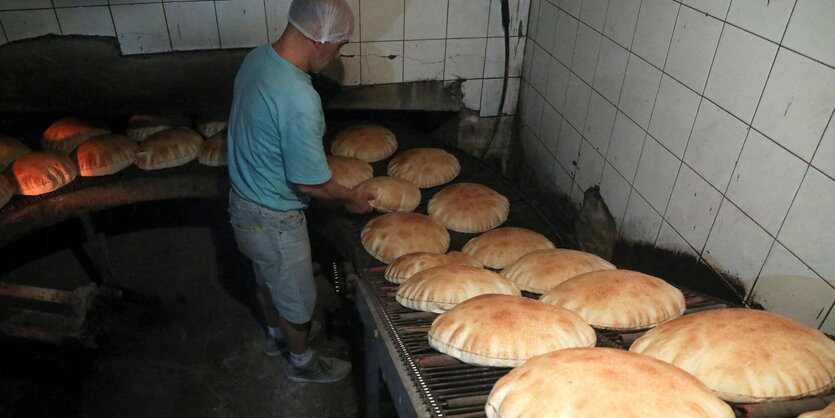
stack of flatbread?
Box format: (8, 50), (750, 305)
(10, 152), (78, 195)
(486, 347), (735, 418)
(396, 265), (520, 313)
(135, 127), (203, 170)
(126, 114), (191, 142)
(75, 133), (138, 176)
(428, 294), (596, 367)
(462, 227), (555, 269)
(0, 135), (30, 171)
(330, 124), (397, 162)
(428, 183), (509, 233)
(327, 155), (373, 189)
(385, 251), (482, 284)
(353, 176), (420, 213)
(195, 115), (227, 138)
(42, 117), (109, 154)
(387, 148), (460, 188)
(197, 131), (228, 167)
(630, 308), (835, 403)
(500, 248), (615, 294)
(361, 212), (449, 263)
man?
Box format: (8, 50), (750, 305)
(227, 0), (373, 384)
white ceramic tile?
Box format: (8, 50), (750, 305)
(664, 7), (723, 93)
(361, 0), (404, 42)
(405, 0), (447, 40)
(165, 2), (219, 51)
(535, 0), (558, 53)
(552, 9), (578, 66)
(619, 53), (662, 129)
(403, 40), (445, 82)
(593, 37), (629, 104)
(622, 190), (663, 243)
(570, 182), (586, 206)
(778, 168), (835, 285)
(603, 0), (641, 48)
(539, 102), (562, 154)
(444, 38), (487, 80)
(111, 4), (171, 54)
(704, 24), (778, 123)
(812, 116), (835, 179)
(361, 41), (404, 85)
(753, 48), (835, 162)
(345, 0), (360, 42)
(556, 121), (582, 175)
(682, 0), (731, 19)
(579, 0), (608, 32)
(657, 221), (698, 256)
(599, 162), (631, 227)
(703, 199), (774, 291)
(0, 22), (6, 45)
(265, 0), (292, 43)
(574, 140), (606, 191)
(726, 0), (796, 44)
(0, 9), (59, 42)
(684, 100), (749, 191)
(648, 75), (701, 158)
(322, 42), (361, 86)
(608, 111), (646, 182)
(0, 0), (52, 9)
(583, 91), (616, 154)
(552, 161), (576, 196)
(544, 56), (570, 111)
(631, 0), (680, 69)
(633, 135), (680, 213)
(752, 242), (834, 328)
(55, 6), (114, 37)
(489, 0), (530, 37)
(461, 78), (483, 110)
(522, 34), (534, 80)
(571, 23), (601, 84)
(527, 0), (541, 43)
(520, 82), (545, 134)
(529, 43), (550, 94)
(665, 164), (722, 250)
(109, 0), (158, 4)
(822, 308), (835, 335)
(484, 36), (525, 78)
(447, 0), (490, 39)
(521, 122), (554, 186)
(563, 73), (591, 131)
(727, 129), (807, 235)
(558, 0), (582, 17)
(480, 77), (521, 116)
(216, 0), (268, 49)
(54, 0), (107, 6)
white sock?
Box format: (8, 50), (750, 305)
(289, 349), (314, 367)
(268, 326), (284, 341)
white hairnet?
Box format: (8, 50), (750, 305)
(288, 0), (355, 44)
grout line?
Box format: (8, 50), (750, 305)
(160, 1), (172, 51)
(819, 301), (835, 330)
(213, 0), (222, 49)
(51, 0), (63, 36)
(441, 0), (449, 85)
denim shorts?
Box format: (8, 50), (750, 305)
(228, 190), (315, 324)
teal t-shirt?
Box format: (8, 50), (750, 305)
(227, 44), (332, 211)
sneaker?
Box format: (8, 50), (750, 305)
(263, 320), (323, 357)
(283, 353), (352, 383)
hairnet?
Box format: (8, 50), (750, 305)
(288, 0), (355, 44)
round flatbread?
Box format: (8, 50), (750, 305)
(385, 251), (483, 284)
(428, 294), (596, 367)
(462, 227), (555, 269)
(540, 269), (685, 331)
(11, 152), (78, 196)
(330, 124), (397, 162)
(126, 114), (191, 142)
(0, 135), (31, 172)
(135, 127), (203, 170)
(630, 308), (835, 403)
(196, 121), (227, 138)
(361, 212), (450, 264)
(197, 131), (227, 167)
(396, 265), (520, 313)
(327, 155), (373, 189)
(486, 347), (735, 418)
(387, 148), (460, 188)
(42, 117), (110, 154)
(428, 183), (509, 233)
(500, 248), (616, 294)
(75, 133), (138, 177)
(0, 175), (13, 209)
(354, 176), (420, 213)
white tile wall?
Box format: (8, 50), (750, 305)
(631, 0), (679, 69)
(813, 117), (835, 179)
(484, 36), (525, 78)
(360, 0), (404, 42)
(111, 4), (171, 54)
(55, 6), (114, 37)
(633, 135), (679, 212)
(603, 0), (640, 48)
(574, 140), (605, 191)
(619, 53), (661, 130)
(664, 164), (722, 251)
(403, 40), (445, 82)
(571, 22), (601, 84)
(405, 0), (447, 40)
(726, 0), (795, 44)
(447, 0), (490, 39)
(216, 0), (268, 49)
(781, 0), (835, 68)
(444, 38), (487, 80)
(165, 2), (220, 51)
(664, 7), (722, 93)
(0, 9), (60, 42)
(622, 190), (663, 243)
(0, 21), (6, 45)
(488, 0), (530, 38)
(481, 77), (521, 117)
(265, 0), (293, 43)
(648, 75), (700, 158)
(683, 99), (748, 191)
(361, 41), (404, 84)
(583, 90), (615, 153)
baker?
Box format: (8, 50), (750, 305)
(226, 0), (373, 383)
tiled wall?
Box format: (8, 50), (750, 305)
(0, 0), (529, 116)
(518, 0), (835, 331)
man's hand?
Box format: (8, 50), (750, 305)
(345, 190), (375, 214)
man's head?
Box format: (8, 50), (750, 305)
(287, 0), (354, 72)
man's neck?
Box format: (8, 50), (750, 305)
(273, 38), (311, 73)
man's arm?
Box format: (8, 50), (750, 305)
(294, 178), (375, 214)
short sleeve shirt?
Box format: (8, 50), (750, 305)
(227, 44), (332, 211)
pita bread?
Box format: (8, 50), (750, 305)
(798, 402), (835, 418)
(196, 121), (227, 138)
(630, 308), (835, 403)
(428, 294), (596, 367)
(327, 155), (373, 189)
(330, 124), (397, 162)
(500, 248), (616, 294)
(75, 134), (138, 177)
(135, 127), (203, 170)
(11, 152), (78, 196)
(361, 212), (450, 263)
(396, 265), (520, 313)
(42, 117), (110, 154)
(197, 131), (228, 167)
(540, 269), (685, 331)
(385, 251), (483, 284)
(126, 114), (190, 142)
(0, 135), (30, 172)
(387, 148), (460, 188)
(354, 176), (420, 213)
(428, 183), (509, 233)
(486, 347), (735, 418)
(0, 175), (13, 208)
(462, 227), (556, 269)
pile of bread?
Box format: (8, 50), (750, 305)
(339, 125), (835, 417)
(0, 115), (228, 209)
